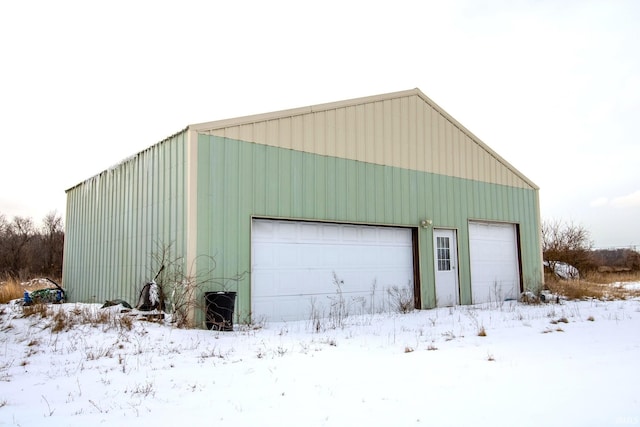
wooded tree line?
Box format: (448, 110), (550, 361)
(0, 212), (64, 279)
(541, 219), (640, 273)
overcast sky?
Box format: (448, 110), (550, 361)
(1, 0), (638, 249)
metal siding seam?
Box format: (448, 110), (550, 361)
(303, 113), (314, 153)
(336, 107), (346, 159)
(281, 117), (292, 150)
(364, 103), (374, 164)
(313, 111), (325, 157)
(392, 98), (402, 169)
(383, 100), (393, 166)
(293, 116), (303, 152)
(356, 104), (366, 162)
(414, 97), (423, 172)
(326, 109), (336, 158)
(345, 106), (355, 160)
(325, 156), (336, 220)
(304, 154), (316, 216)
(400, 96), (410, 170)
(316, 154), (327, 219)
(373, 102), (384, 165)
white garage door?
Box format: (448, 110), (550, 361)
(251, 219), (414, 322)
(469, 221), (521, 304)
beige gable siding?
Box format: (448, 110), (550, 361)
(192, 89), (536, 190)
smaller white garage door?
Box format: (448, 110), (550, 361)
(251, 219), (415, 322)
(469, 221), (521, 304)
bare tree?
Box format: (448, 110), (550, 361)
(40, 211), (64, 277)
(0, 212), (65, 279)
(541, 219), (593, 273)
(0, 214), (7, 235)
(1, 216), (36, 278)
(0, 214), (8, 275)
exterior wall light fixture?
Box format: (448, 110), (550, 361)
(420, 219), (432, 228)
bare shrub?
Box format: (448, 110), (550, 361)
(149, 242), (246, 328)
(387, 285), (414, 313)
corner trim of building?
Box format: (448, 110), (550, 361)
(185, 128), (199, 326)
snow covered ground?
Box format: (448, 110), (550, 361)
(1, 287), (640, 427)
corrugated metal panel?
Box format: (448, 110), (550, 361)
(62, 133), (188, 305)
(193, 89), (536, 191)
(195, 135), (542, 323)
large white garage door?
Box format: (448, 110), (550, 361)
(251, 219), (414, 322)
(469, 221), (521, 304)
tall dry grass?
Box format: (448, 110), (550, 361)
(545, 270), (640, 300)
(582, 270), (640, 284)
(0, 278), (24, 304)
(20, 302), (134, 332)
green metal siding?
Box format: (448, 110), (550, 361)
(196, 135), (542, 324)
(63, 132), (188, 304)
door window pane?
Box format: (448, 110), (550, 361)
(437, 236), (451, 271)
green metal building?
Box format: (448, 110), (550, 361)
(63, 88), (543, 326)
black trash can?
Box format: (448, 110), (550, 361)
(204, 291), (236, 331)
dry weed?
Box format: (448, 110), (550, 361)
(22, 303), (51, 318)
(51, 310), (70, 332)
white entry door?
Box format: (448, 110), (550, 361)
(433, 228), (459, 307)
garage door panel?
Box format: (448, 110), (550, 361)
(252, 242), (275, 267)
(320, 224), (340, 241)
(322, 246), (342, 266)
(342, 225), (360, 241)
(252, 220), (414, 322)
(252, 270), (276, 297)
